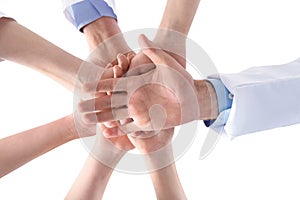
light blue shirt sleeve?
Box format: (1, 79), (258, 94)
(204, 78), (233, 127)
(64, 0), (117, 31)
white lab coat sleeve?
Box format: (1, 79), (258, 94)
(211, 58), (300, 139)
(0, 11), (13, 19)
(0, 11), (15, 21)
(0, 10), (5, 18)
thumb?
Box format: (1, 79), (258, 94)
(138, 34), (181, 68)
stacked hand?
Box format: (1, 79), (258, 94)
(79, 35), (210, 139)
(83, 38), (180, 162)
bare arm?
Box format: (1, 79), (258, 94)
(0, 18), (82, 90)
(159, 0), (200, 35)
(0, 115), (77, 178)
(65, 155), (119, 200)
(148, 150), (187, 200)
(82, 17), (132, 64)
(66, 130), (134, 199)
(129, 129), (187, 200)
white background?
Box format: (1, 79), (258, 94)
(1, 0), (300, 199)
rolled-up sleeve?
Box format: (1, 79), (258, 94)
(63, 0), (117, 31)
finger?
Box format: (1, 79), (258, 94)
(113, 65), (123, 78)
(102, 126), (126, 138)
(103, 121), (154, 138)
(126, 52), (136, 66)
(130, 131), (158, 138)
(102, 121), (141, 138)
(84, 70), (149, 93)
(117, 54), (129, 73)
(83, 107), (130, 123)
(125, 62), (155, 77)
(83, 77), (127, 93)
(138, 34), (180, 68)
(101, 118), (133, 137)
(120, 118), (133, 125)
(119, 122), (152, 134)
(95, 92), (107, 98)
(100, 63), (115, 80)
(83, 63), (120, 93)
(103, 121), (120, 128)
(78, 92), (127, 112)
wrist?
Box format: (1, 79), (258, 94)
(83, 17), (131, 53)
(63, 114), (79, 141)
(159, 21), (189, 36)
(143, 144), (174, 172)
(153, 29), (186, 53)
(153, 29), (187, 66)
(194, 80), (219, 120)
(83, 17), (118, 39)
(90, 134), (126, 168)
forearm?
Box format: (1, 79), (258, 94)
(66, 148), (124, 199)
(150, 164), (187, 200)
(194, 79), (219, 120)
(65, 156), (114, 200)
(154, 0), (200, 63)
(83, 17), (131, 57)
(159, 0), (200, 35)
(146, 147), (187, 200)
(0, 18), (82, 90)
(0, 114), (77, 178)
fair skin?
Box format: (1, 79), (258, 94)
(0, 18), (85, 177)
(67, 57), (186, 199)
(129, 128), (187, 200)
(0, 3), (193, 198)
(0, 0), (209, 196)
(81, 0), (202, 85)
(0, 115), (78, 178)
(77, 11), (215, 200)
(66, 129), (187, 200)
(0, 18), (114, 90)
(0, 18), (81, 90)
(132, 0), (201, 67)
(0, 17), (114, 177)
(80, 35), (219, 136)
(0, 20), (132, 194)
(79, 0), (217, 136)
(65, 130), (133, 200)
(78, 8), (203, 199)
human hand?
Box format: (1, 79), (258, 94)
(80, 35), (217, 137)
(128, 29), (186, 76)
(75, 54), (136, 153)
(99, 54), (135, 152)
(90, 126), (134, 167)
(129, 129), (174, 154)
(83, 17), (132, 63)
